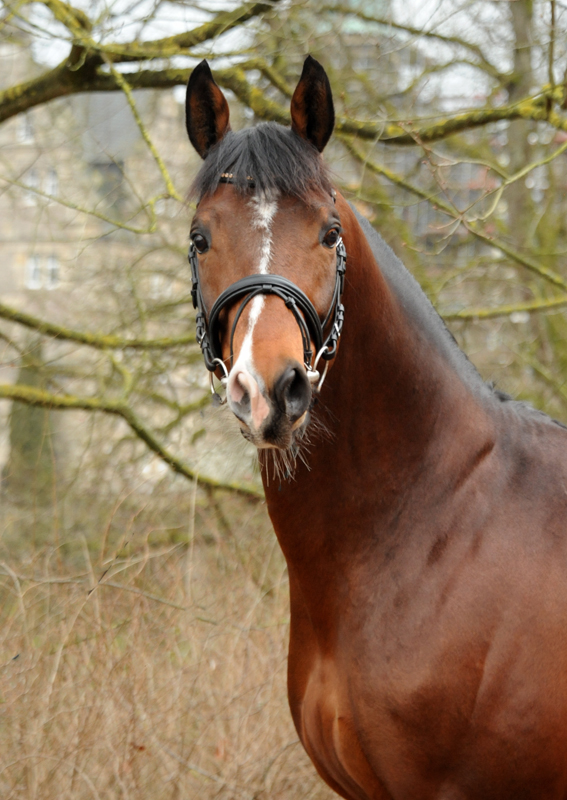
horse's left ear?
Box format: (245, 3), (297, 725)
(186, 60), (231, 159)
(290, 56), (335, 153)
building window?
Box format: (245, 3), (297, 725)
(45, 167), (58, 196)
(18, 114), (34, 144)
(25, 255), (41, 289)
(24, 168), (39, 206)
(46, 256), (60, 289)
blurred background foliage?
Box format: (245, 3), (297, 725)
(1, 0), (567, 796)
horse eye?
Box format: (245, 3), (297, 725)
(192, 233), (209, 254)
(323, 228), (340, 248)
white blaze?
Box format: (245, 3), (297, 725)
(227, 192), (279, 428)
(232, 192), (278, 369)
(251, 193), (278, 275)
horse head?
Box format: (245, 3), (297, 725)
(186, 57), (345, 451)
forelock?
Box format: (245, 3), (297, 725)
(190, 123), (332, 201)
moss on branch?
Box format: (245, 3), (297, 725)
(0, 301), (196, 350)
(337, 88), (566, 144)
(0, 384), (263, 498)
(442, 295), (567, 321)
(3, 4), (567, 150)
(0, 59), (97, 124)
(215, 67), (290, 124)
(101, 2), (276, 62)
(2, 44), (567, 153)
(42, 0), (92, 33)
(0, 0), (277, 123)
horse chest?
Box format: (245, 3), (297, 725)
(294, 653), (392, 800)
(292, 632), (567, 800)
(291, 641), (472, 800)
(287, 534), (567, 800)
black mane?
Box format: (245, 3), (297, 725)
(353, 209), (567, 427)
(190, 123), (332, 200)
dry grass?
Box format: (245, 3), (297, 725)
(0, 485), (334, 800)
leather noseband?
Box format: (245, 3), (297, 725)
(188, 186), (347, 387)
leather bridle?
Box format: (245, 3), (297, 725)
(188, 184), (347, 400)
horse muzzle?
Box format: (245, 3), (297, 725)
(227, 362), (312, 449)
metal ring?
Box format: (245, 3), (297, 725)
(209, 358), (229, 405)
(313, 345), (329, 373)
(311, 346), (331, 393)
(213, 358), (229, 380)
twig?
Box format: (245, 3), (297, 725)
(2, 175), (157, 234)
(323, 4), (503, 80)
(105, 60), (182, 202)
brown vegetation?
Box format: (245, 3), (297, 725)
(0, 485), (335, 798)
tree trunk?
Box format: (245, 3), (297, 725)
(507, 0), (534, 247)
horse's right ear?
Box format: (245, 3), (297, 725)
(186, 60), (230, 159)
(291, 56), (334, 153)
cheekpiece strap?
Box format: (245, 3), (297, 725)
(189, 242), (217, 371)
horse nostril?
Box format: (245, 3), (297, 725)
(275, 366), (312, 423)
(232, 373), (251, 412)
(227, 369), (270, 429)
(236, 390), (251, 415)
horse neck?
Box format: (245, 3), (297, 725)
(263, 197), (495, 586)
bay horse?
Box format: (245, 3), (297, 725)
(185, 56), (567, 799)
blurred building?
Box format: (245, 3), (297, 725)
(0, 32), (265, 493)
(0, 33), (197, 310)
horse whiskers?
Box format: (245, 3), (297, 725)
(260, 447), (296, 485)
(257, 419), (321, 484)
(306, 411), (333, 445)
(259, 446), (289, 485)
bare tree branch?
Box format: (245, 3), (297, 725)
(323, 4), (505, 81)
(442, 294), (567, 321)
(0, 300), (196, 350)
(0, 0), (278, 123)
(341, 135), (567, 293)
(0, 383), (263, 498)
